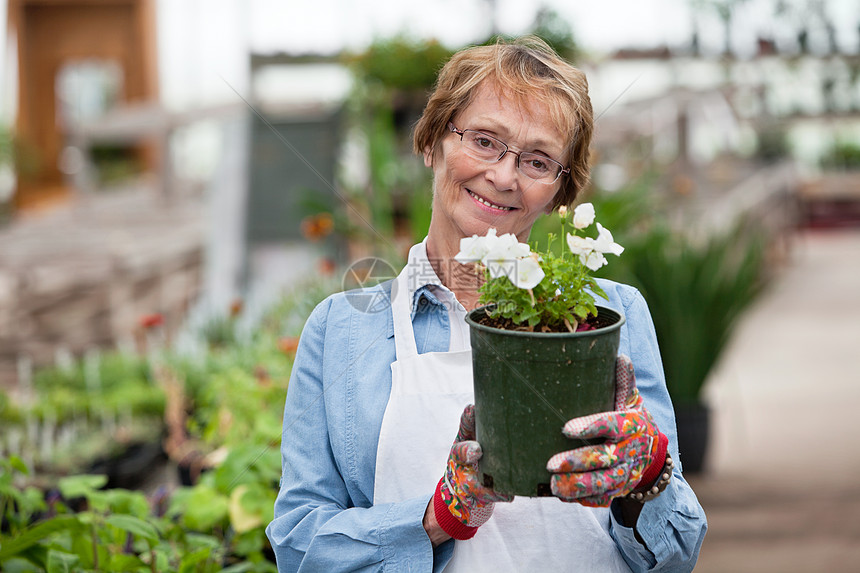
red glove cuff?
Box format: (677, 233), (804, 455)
(635, 432), (669, 491)
(433, 478), (479, 540)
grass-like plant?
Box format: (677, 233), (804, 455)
(604, 222), (767, 404)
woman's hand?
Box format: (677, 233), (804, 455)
(547, 355), (668, 508)
(431, 405), (513, 541)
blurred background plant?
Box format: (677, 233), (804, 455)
(0, 125), (40, 223)
(819, 139), (860, 171)
(337, 35), (448, 261)
(553, 180), (772, 473)
(0, 269), (338, 571)
(0, 456), (278, 572)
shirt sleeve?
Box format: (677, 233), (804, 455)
(265, 299), (454, 572)
(608, 287), (708, 572)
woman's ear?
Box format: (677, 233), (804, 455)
(423, 146), (433, 168)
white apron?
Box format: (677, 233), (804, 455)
(373, 257), (631, 572)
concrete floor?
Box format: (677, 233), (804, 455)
(688, 227), (860, 572)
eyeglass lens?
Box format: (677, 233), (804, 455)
(459, 130), (563, 183)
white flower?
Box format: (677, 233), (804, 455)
(458, 229), (542, 288)
(566, 232), (607, 270)
(566, 233), (593, 256)
(582, 250), (608, 271)
(455, 234), (490, 263)
(573, 203), (596, 230)
(512, 255), (545, 289)
(456, 228), (534, 266)
(592, 223), (624, 256)
(485, 258), (515, 281)
(482, 233), (530, 277)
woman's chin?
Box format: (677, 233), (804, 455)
(460, 219), (522, 241)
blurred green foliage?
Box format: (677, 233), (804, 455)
(338, 37), (441, 258)
(0, 125), (41, 184)
(755, 122), (791, 163)
(31, 352), (163, 422)
(578, 181), (768, 405)
(528, 176), (660, 254)
(480, 8), (580, 62)
(820, 139), (860, 170)
(90, 145), (142, 187)
(0, 273), (338, 571)
(525, 7), (581, 62)
(345, 35), (453, 92)
(0, 457), (278, 572)
(0, 126), (12, 166)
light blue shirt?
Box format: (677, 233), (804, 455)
(266, 277), (707, 572)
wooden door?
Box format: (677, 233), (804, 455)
(9, 0), (158, 209)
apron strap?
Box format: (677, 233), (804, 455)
(391, 265), (419, 360)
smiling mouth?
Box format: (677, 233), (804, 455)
(467, 190), (515, 211)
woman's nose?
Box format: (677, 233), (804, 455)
(485, 152), (520, 190)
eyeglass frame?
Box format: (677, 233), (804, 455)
(448, 122), (570, 184)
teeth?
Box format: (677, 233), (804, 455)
(469, 190), (513, 211)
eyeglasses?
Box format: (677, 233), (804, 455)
(448, 123), (570, 184)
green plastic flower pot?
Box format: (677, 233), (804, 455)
(465, 305), (625, 497)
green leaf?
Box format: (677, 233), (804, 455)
(164, 486), (193, 519)
(0, 516), (82, 560)
(108, 553), (149, 572)
(8, 455), (29, 475)
(183, 532), (222, 550)
(590, 281), (608, 302)
(178, 547), (213, 572)
(45, 550), (80, 573)
(180, 485), (229, 532)
(104, 489), (150, 518)
(57, 474), (107, 499)
(0, 556), (44, 572)
(105, 514), (159, 542)
(152, 548), (171, 572)
(68, 528), (95, 569)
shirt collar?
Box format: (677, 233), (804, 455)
(404, 238), (459, 320)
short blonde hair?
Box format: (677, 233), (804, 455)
(413, 36), (593, 209)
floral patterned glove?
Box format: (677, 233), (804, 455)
(546, 355), (669, 507)
(433, 404), (514, 540)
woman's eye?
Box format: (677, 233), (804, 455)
(475, 137), (494, 149)
(528, 158), (548, 171)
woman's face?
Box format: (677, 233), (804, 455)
(425, 81), (565, 245)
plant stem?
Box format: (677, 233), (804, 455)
(0, 498), (9, 534)
(561, 216), (566, 259)
(92, 523), (100, 571)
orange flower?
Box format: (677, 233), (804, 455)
(318, 257), (336, 276)
(278, 336), (300, 356)
(254, 365), (271, 386)
(139, 313), (164, 329)
(300, 213), (334, 241)
(230, 299), (244, 318)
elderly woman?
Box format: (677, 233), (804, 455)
(266, 37), (707, 572)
